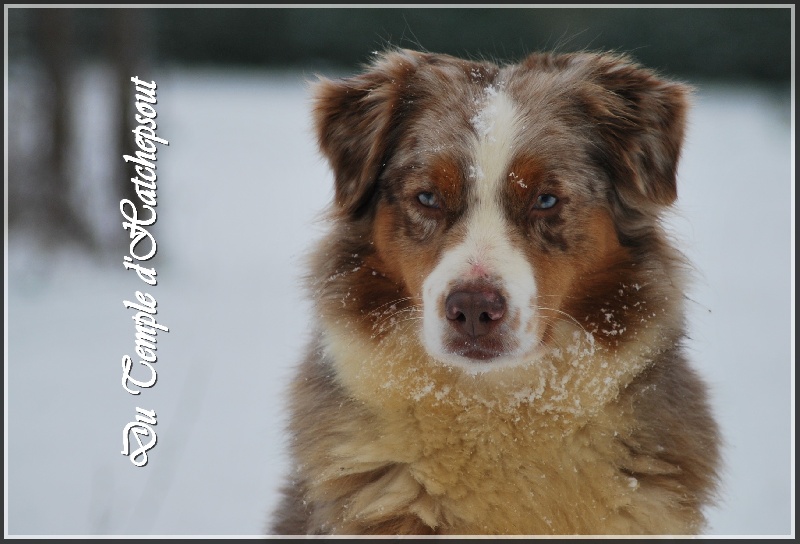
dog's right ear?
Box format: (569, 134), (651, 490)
(313, 50), (423, 217)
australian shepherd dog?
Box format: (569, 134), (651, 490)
(270, 49), (720, 536)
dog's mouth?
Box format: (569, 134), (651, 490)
(446, 337), (509, 362)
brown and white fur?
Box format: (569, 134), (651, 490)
(270, 49), (720, 536)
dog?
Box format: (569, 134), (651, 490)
(270, 48), (720, 535)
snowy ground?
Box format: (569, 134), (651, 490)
(5, 67), (794, 537)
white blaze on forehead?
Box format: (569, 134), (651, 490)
(469, 86), (522, 186)
(466, 86), (524, 253)
(421, 87), (542, 371)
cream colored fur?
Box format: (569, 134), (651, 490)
(302, 300), (698, 535)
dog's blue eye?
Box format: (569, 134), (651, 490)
(417, 192), (439, 208)
(534, 194), (558, 210)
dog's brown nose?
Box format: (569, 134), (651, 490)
(445, 288), (506, 338)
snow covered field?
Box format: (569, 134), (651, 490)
(5, 67), (794, 536)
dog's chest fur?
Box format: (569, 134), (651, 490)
(281, 323), (707, 535)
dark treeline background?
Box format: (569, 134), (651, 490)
(6, 6), (793, 254)
(9, 7), (792, 81)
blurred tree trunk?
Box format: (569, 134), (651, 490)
(11, 8), (154, 254)
(110, 8), (150, 214)
(36, 8), (98, 250)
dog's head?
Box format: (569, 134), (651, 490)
(312, 49), (689, 373)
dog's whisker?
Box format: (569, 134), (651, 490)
(538, 306), (590, 336)
(370, 306), (424, 330)
(361, 298), (417, 322)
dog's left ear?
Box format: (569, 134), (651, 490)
(575, 53), (691, 209)
(312, 50), (424, 217)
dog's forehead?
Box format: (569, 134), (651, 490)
(401, 60), (589, 181)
